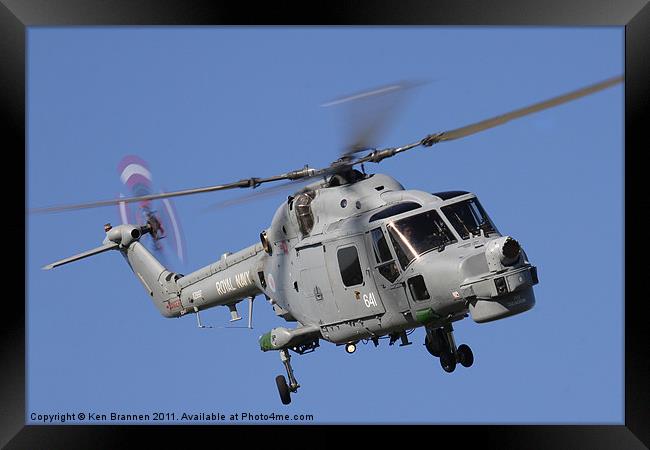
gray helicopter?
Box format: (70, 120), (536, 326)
(36, 75), (622, 405)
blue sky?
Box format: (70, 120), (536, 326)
(27, 27), (623, 424)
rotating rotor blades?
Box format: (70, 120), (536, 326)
(322, 79), (427, 158)
(202, 178), (317, 212)
(201, 155), (368, 212)
(29, 167), (317, 214)
(30, 75), (622, 215)
(424, 75), (623, 144)
(352, 75), (623, 166)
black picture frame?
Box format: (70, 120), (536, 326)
(4, 1), (647, 448)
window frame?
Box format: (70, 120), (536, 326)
(369, 227), (401, 283)
(370, 227), (393, 264)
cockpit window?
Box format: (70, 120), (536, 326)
(441, 198), (495, 240)
(387, 210), (456, 270)
(369, 202), (421, 222)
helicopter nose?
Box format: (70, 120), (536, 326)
(457, 237), (538, 323)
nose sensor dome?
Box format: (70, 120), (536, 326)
(502, 237), (520, 260)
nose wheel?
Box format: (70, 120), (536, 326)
(425, 325), (474, 373)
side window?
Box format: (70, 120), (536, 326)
(337, 246), (364, 287)
(371, 228), (400, 283)
(407, 275), (430, 301)
(371, 228), (392, 263)
(378, 263), (400, 283)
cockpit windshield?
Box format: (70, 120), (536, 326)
(387, 210), (456, 269)
(441, 198), (495, 240)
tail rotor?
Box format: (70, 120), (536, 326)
(117, 155), (186, 269)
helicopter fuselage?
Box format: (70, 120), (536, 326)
(136, 172), (537, 350)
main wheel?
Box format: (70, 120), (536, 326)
(424, 333), (441, 357)
(457, 344), (474, 368)
(275, 375), (291, 405)
(440, 351), (457, 373)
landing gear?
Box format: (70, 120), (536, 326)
(275, 375), (291, 405)
(425, 324), (474, 373)
(275, 349), (299, 405)
(345, 342), (357, 354)
(424, 328), (444, 357)
(457, 343), (474, 368)
(440, 351), (457, 373)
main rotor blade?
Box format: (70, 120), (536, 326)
(29, 167), (317, 215)
(323, 80), (426, 157)
(432, 75), (623, 143)
(353, 75), (623, 166)
(30, 181), (257, 214)
(201, 157), (365, 213)
(202, 178), (318, 212)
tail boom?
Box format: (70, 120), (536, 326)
(44, 223), (266, 319)
(175, 244), (265, 316)
(122, 237), (266, 319)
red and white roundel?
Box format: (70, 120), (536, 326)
(267, 272), (276, 293)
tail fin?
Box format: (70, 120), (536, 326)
(43, 223), (181, 317)
(43, 242), (119, 270)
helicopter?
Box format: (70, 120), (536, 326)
(34, 75), (622, 405)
